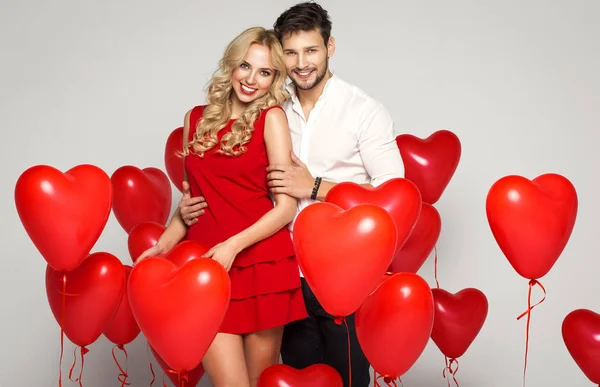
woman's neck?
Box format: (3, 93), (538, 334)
(229, 95), (246, 120)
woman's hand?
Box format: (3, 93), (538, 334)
(135, 243), (167, 265)
(203, 238), (242, 272)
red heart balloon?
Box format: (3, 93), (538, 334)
(388, 203), (441, 273)
(45, 252), (126, 347)
(151, 346), (205, 386)
(562, 309), (600, 384)
(164, 240), (210, 267)
(128, 257), (230, 372)
(486, 173), (578, 280)
(111, 166), (172, 233)
(292, 202), (397, 317)
(127, 221), (166, 263)
(164, 126), (184, 193)
(257, 364), (343, 387)
(103, 265), (141, 346)
(430, 288), (488, 359)
(15, 164), (112, 272)
(396, 130), (461, 205)
(356, 272), (434, 379)
(324, 178), (422, 255)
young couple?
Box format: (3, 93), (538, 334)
(137, 2), (405, 387)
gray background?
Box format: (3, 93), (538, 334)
(1, 0), (598, 386)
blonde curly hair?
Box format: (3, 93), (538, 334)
(188, 27), (289, 157)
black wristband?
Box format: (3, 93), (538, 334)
(310, 177), (322, 200)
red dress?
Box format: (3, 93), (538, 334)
(184, 104), (308, 334)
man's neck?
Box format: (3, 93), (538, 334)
(296, 70), (333, 108)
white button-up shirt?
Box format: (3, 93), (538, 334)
(282, 73), (405, 232)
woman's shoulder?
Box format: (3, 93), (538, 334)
(185, 105), (208, 126)
(260, 105), (287, 125)
(187, 105), (207, 118)
(262, 104), (285, 116)
(183, 105), (207, 142)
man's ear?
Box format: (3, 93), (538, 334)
(327, 36), (336, 58)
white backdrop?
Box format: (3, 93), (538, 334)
(1, 0), (599, 386)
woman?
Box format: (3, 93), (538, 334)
(136, 27), (307, 387)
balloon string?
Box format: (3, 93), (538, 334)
(343, 317), (352, 387)
(374, 371), (400, 387)
(516, 279), (546, 387)
(332, 316), (352, 387)
(112, 344), (131, 386)
(68, 346), (89, 387)
(443, 356), (451, 387)
(58, 273), (66, 387)
(433, 245), (440, 288)
(165, 369), (188, 387)
(442, 356), (460, 387)
(146, 342), (156, 386)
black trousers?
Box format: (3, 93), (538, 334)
(280, 278), (371, 387)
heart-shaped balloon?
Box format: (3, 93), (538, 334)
(103, 265), (141, 346)
(292, 202), (397, 317)
(257, 364), (343, 387)
(15, 164), (112, 272)
(46, 252), (126, 347)
(562, 309), (600, 384)
(324, 178), (422, 255)
(128, 257), (230, 372)
(430, 287), (488, 359)
(396, 130), (461, 204)
(164, 126), (185, 193)
(111, 166), (172, 233)
(127, 221), (166, 263)
(356, 272), (434, 379)
(151, 345), (205, 386)
(164, 240), (210, 268)
(388, 203), (441, 273)
(486, 173), (578, 280)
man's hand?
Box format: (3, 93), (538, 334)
(266, 151), (314, 199)
(179, 181), (207, 226)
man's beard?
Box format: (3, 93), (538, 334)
(293, 61), (328, 91)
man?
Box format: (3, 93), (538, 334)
(178, 2), (404, 386)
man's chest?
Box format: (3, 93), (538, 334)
(285, 107), (362, 175)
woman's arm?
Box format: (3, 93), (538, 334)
(204, 107), (298, 271)
(135, 109), (194, 262)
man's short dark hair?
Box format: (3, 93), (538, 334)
(273, 1), (332, 46)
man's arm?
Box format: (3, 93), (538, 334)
(312, 177), (372, 201)
(312, 103), (403, 199)
(356, 102), (405, 186)
(267, 103), (404, 201)
(266, 151), (374, 201)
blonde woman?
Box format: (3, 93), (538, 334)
(137, 27), (307, 387)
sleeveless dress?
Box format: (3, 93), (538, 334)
(184, 104), (308, 334)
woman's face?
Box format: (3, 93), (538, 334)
(231, 43), (276, 105)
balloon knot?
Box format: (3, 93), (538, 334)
(334, 317), (343, 325)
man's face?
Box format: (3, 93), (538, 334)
(281, 28), (332, 91)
